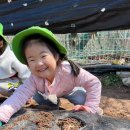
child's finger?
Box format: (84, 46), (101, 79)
(73, 105), (83, 111)
(73, 105), (89, 111)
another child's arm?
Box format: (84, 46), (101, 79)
(11, 52), (30, 82)
(74, 68), (102, 113)
(0, 76), (37, 123)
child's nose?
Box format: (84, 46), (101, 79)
(36, 59), (44, 66)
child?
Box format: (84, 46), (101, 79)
(0, 23), (30, 97)
(0, 26), (102, 125)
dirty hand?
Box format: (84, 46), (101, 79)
(73, 105), (89, 111)
(24, 97), (37, 107)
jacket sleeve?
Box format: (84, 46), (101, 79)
(74, 68), (102, 113)
(0, 76), (37, 123)
(11, 52), (31, 82)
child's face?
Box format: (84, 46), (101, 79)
(24, 42), (59, 83)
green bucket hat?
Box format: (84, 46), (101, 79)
(12, 26), (67, 64)
(0, 23), (8, 43)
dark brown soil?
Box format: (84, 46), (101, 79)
(2, 110), (86, 130)
(3, 111), (54, 130)
(57, 117), (84, 130)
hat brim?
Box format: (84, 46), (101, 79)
(12, 26), (67, 64)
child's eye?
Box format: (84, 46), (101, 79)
(41, 55), (46, 58)
(28, 59), (35, 62)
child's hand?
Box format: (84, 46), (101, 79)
(73, 105), (89, 111)
(24, 97), (37, 107)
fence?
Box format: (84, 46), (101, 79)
(57, 30), (130, 65)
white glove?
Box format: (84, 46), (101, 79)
(38, 91), (58, 105)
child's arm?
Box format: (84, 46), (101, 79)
(74, 68), (102, 113)
(0, 76), (37, 123)
(12, 53), (31, 82)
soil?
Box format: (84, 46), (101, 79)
(3, 111), (54, 130)
(99, 74), (130, 120)
(100, 86), (130, 120)
(2, 110), (85, 130)
(57, 117), (84, 130)
(0, 73), (130, 129)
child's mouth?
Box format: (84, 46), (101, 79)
(38, 67), (48, 72)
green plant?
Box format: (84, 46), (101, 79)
(101, 73), (123, 88)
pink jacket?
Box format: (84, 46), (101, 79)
(0, 61), (101, 123)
